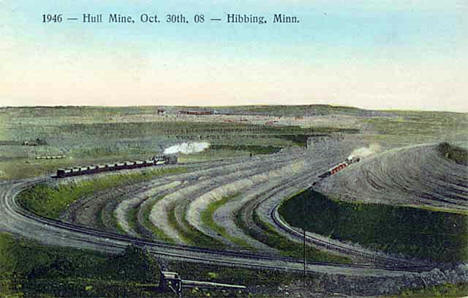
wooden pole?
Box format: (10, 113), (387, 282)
(303, 192), (307, 289)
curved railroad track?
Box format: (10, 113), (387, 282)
(0, 174), (435, 277)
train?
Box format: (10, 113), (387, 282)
(55, 155), (177, 178)
(318, 156), (360, 179)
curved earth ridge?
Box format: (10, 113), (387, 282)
(316, 143), (468, 211)
(185, 159), (307, 247)
(149, 151), (306, 244)
(1, 146), (468, 294)
(114, 180), (182, 236)
(0, 177), (435, 278)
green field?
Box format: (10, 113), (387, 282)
(2, 105), (468, 296)
(0, 232), (308, 297)
(200, 194), (254, 249)
(279, 189), (468, 263)
(396, 282), (468, 297)
(0, 232), (161, 297)
(235, 203), (351, 264)
(18, 167), (187, 219)
(2, 105), (466, 179)
(0, 106), (362, 179)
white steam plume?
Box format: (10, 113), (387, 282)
(348, 143), (381, 159)
(164, 142), (210, 155)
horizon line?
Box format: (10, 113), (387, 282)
(0, 104), (466, 114)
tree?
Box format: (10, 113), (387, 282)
(111, 245), (160, 282)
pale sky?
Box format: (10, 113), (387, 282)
(1, 0), (467, 112)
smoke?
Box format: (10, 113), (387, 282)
(348, 143), (381, 159)
(164, 142), (210, 155)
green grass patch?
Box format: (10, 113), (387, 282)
(438, 142), (468, 166)
(177, 148), (249, 163)
(127, 206), (139, 231)
(112, 211), (126, 235)
(402, 204), (468, 216)
(210, 144), (282, 155)
(95, 204), (106, 230)
(0, 232), (164, 297)
(279, 189), (468, 263)
(0, 233), (159, 282)
(251, 212), (351, 264)
(140, 196), (175, 243)
(167, 204), (226, 249)
(167, 258), (310, 289)
(200, 194), (254, 249)
(18, 278), (170, 298)
(0, 231), (316, 297)
(17, 167), (188, 219)
(234, 204), (351, 264)
(397, 282), (468, 297)
(362, 112), (468, 137)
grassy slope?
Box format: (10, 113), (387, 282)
(0, 232), (162, 297)
(234, 203), (351, 264)
(362, 111), (468, 136)
(0, 115), (355, 179)
(0, 231), (316, 297)
(251, 212), (351, 264)
(2, 105), (466, 180)
(166, 202), (226, 249)
(139, 195), (176, 243)
(438, 142), (468, 166)
(17, 172), (349, 260)
(396, 283), (468, 297)
(1, 232), (467, 297)
(200, 194), (254, 249)
(17, 167), (187, 219)
(279, 189), (468, 263)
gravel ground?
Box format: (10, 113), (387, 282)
(114, 180), (181, 236)
(186, 159), (306, 249)
(315, 143), (468, 211)
(56, 138), (467, 271)
(149, 150), (305, 244)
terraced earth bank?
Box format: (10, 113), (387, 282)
(280, 189), (468, 263)
(287, 142), (468, 263)
(12, 139), (468, 296)
(315, 143), (468, 212)
(19, 141), (468, 264)
(18, 140), (378, 262)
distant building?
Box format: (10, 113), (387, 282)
(178, 110), (213, 116)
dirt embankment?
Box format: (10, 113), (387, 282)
(315, 143), (468, 212)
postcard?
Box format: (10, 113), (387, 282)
(0, 1), (467, 297)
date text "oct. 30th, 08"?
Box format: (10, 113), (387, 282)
(42, 13), (300, 24)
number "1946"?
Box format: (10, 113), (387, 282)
(42, 14), (63, 23)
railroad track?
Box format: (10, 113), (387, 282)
(0, 177), (435, 275)
(270, 205), (427, 268)
(240, 161), (431, 268)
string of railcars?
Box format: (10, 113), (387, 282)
(318, 156), (360, 179)
(55, 155), (177, 178)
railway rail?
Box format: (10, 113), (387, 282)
(240, 163), (431, 268)
(270, 204), (427, 267)
(0, 177), (435, 276)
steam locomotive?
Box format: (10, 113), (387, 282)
(318, 156), (360, 179)
(55, 155), (177, 178)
